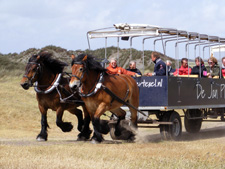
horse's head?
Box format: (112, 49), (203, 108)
(21, 51), (68, 90)
(20, 54), (43, 90)
(69, 54), (88, 89)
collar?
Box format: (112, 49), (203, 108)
(34, 73), (61, 94)
(79, 73), (104, 97)
(154, 58), (161, 64)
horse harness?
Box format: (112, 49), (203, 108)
(35, 73), (84, 104)
(77, 71), (146, 116)
(34, 73), (61, 94)
(72, 60), (129, 99)
(24, 61), (83, 104)
(23, 62), (43, 87)
(71, 60), (148, 116)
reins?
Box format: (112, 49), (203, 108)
(71, 58), (149, 118)
(100, 84), (147, 117)
(72, 64), (147, 117)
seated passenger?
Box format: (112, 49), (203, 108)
(221, 57), (225, 77)
(206, 56), (220, 78)
(191, 56), (207, 77)
(106, 58), (137, 76)
(144, 51), (166, 76)
(126, 61), (142, 75)
(173, 58), (192, 76)
(166, 60), (175, 76)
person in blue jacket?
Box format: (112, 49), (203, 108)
(144, 51), (166, 76)
(126, 61), (142, 75)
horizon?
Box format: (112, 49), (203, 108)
(1, 0), (225, 58)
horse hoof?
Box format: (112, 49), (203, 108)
(77, 136), (87, 141)
(61, 123), (73, 132)
(36, 137), (47, 142)
(91, 139), (101, 144)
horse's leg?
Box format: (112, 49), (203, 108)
(126, 92), (139, 140)
(68, 108), (84, 132)
(128, 105), (138, 127)
(110, 108), (126, 119)
(56, 107), (73, 132)
(36, 105), (49, 141)
(92, 118), (104, 143)
(110, 108), (126, 136)
(91, 103), (108, 143)
(77, 105), (92, 140)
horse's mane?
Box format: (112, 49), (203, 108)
(29, 52), (68, 74)
(72, 54), (107, 73)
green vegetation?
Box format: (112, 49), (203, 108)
(0, 45), (176, 76)
(0, 54), (25, 77)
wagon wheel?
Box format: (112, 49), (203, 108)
(108, 120), (135, 140)
(184, 109), (202, 133)
(160, 111), (182, 140)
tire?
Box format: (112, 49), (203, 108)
(184, 109), (202, 133)
(160, 111), (182, 141)
(109, 120), (134, 140)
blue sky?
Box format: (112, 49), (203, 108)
(1, 0), (225, 56)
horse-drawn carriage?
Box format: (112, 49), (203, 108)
(21, 23), (225, 142)
(85, 23), (225, 140)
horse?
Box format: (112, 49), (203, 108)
(20, 52), (92, 141)
(69, 54), (139, 143)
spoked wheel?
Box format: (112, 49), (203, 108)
(160, 111), (182, 141)
(108, 119), (135, 140)
(184, 109), (202, 133)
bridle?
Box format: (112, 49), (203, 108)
(71, 61), (104, 97)
(71, 61), (88, 87)
(23, 62), (42, 87)
(23, 61), (63, 94)
(22, 59), (81, 103)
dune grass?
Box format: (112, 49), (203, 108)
(0, 77), (225, 169)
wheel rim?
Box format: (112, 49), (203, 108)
(172, 119), (180, 136)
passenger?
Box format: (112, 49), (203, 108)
(173, 58), (192, 76)
(106, 58), (138, 76)
(206, 56), (220, 78)
(166, 60), (175, 76)
(191, 57), (207, 77)
(221, 57), (225, 77)
(126, 61), (142, 76)
(144, 51), (166, 76)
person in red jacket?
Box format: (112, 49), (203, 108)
(106, 58), (137, 76)
(222, 57), (225, 77)
(173, 58), (192, 76)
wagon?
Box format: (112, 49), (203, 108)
(86, 23), (225, 140)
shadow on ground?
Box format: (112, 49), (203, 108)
(135, 126), (225, 143)
(1, 126), (225, 145)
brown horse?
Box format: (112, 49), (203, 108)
(20, 52), (91, 141)
(69, 54), (139, 142)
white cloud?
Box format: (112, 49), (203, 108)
(1, 0), (225, 54)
